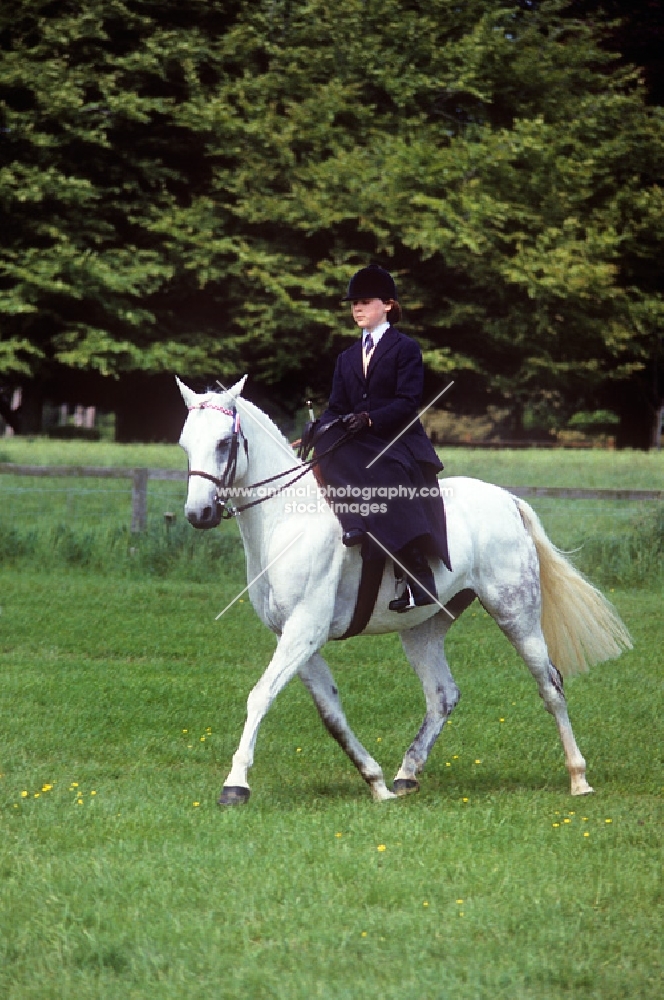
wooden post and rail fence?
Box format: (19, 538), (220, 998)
(1, 463), (661, 533)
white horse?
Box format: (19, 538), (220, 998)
(177, 376), (632, 806)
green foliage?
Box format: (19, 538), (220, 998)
(0, 517), (246, 579)
(0, 1), (662, 434)
(575, 502), (664, 587)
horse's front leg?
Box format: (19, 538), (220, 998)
(299, 653), (396, 802)
(219, 614), (327, 805)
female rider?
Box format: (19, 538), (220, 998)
(316, 264), (450, 612)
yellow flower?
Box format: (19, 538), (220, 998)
(361, 931), (367, 937)
(376, 737), (382, 742)
(182, 729), (188, 734)
(90, 791), (96, 796)
(200, 737), (206, 742)
(453, 755), (459, 759)
(20, 791), (28, 798)
(206, 727), (212, 733)
(377, 844), (386, 852)
(71, 782), (78, 788)
(34, 793), (40, 798)
(42, 784), (53, 792)
(563, 819), (571, 824)
(462, 797), (469, 803)
(568, 811), (575, 816)
(474, 759), (481, 764)
(499, 718), (505, 723)
(77, 799), (83, 805)
(605, 818), (612, 824)
(193, 801), (200, 807)
(446, 762), (451, 767)
(456, 899), (463, 904)
(296, 747), (302, 753)
(335, 832), (342, 838)
(584, 832), (590, 838)
(423, 901), (429, 907)
(553, 823), (560, 828)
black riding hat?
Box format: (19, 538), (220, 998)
(343, 264), (397, 302)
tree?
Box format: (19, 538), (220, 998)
(1, 1), (662, 444)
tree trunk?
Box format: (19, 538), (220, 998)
(651, 402), (664, 450)
(16, 382), (44, 434)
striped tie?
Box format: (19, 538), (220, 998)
(363, 333), (374, 375)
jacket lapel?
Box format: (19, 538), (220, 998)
(348, 339), (365, 386)
(366, 326), (398, 381)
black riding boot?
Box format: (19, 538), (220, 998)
(388, 543), (437, 613)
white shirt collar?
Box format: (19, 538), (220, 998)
(362, 321), (390, 347)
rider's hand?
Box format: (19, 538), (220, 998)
(344, 412), (371, 434)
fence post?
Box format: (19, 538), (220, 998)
(131, 468), (148, 532)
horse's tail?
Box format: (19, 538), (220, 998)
(516, 498), (632, 677)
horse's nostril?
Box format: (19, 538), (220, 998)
(202, 506), (213, 522)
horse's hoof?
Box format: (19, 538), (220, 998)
(393, 778), (420, 796)
(218, 786), (251, 806)
(571, 782), (594, 796)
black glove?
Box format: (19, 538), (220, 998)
(343, 412), (371, 434)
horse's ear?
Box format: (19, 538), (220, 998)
(175, 376), (197, 410)
(227, 375), (248, 400)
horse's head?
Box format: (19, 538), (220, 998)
(177, 375), (249, 529)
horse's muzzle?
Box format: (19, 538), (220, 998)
(186, 504), (222, 529)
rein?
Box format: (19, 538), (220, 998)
(187, 405), (352, 519)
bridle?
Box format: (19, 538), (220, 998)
(186, 402), (354, 520)
(186, 402), (247, 514)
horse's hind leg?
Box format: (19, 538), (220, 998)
(299, 653), (396, 802)
(509, 630), (593, 795)
(479, 570), (593, 796)
(393, 600), (470, 795)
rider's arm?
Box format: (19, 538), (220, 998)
(320, 354), (352, 422)
(366, 338), (423, 436)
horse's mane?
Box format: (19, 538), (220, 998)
(209, 390), (299, 467)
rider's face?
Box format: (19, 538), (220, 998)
(350, 298), (389, 333)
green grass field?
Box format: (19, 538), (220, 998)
(1, 440), (663, 586)
(0, 442), (662, 998)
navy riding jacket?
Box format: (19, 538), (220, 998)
(320, 326), (442, 472)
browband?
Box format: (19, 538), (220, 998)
(188, 403), (235, 417)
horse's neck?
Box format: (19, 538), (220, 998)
(235, 400), (310, 544)
(238, 400), (298, 486)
